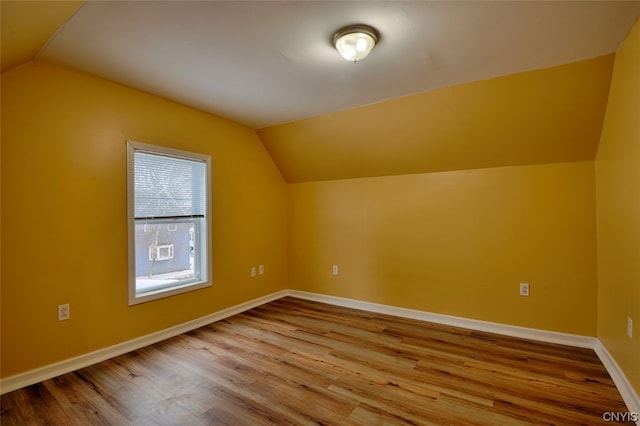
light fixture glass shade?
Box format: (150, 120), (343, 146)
(333, 25), (378, 62)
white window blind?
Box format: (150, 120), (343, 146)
(134, 152), (207, 220)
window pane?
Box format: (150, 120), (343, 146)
(135, 218), (204, 295)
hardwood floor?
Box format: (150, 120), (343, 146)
(1, 297), (633, 425)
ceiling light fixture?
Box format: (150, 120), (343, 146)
(333, 24), (379, 63)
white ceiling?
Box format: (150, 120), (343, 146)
(39, 1), (640, 129)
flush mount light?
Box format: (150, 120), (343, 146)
(333, 24), (379, 62)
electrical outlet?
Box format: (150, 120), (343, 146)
(250, 267), (256, 277)
(259, 264), (264, 275)
(519, 283), (530, 297)
(58, 304), (70, 321)
(332, 265), (339, 275)
(628, 317), (633, 338)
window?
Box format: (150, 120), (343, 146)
(149, 244), (174, 261)
(127, 141), (211, 305)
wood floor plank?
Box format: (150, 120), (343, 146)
(1, 297), (633, 425)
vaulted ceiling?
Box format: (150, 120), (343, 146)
(259, 54), (614, 182)
(2, 1), (639, 182)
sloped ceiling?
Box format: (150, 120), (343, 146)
(259, 54), (615, 182)
(0, 1), (83, 73)
(2, 1), (639, 183)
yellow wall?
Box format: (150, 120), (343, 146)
(1, 1), (85, 73)
(0, 60), (288, 377)
(595, 19), (640, 394)
(289, 162), (597, 335)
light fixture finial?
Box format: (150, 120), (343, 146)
(333, 24), (379, 62)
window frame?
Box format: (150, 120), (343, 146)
(126, 140), (212, 305)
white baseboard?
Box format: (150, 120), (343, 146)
(595, 340), (640, 420)
(0, 290), (287, 395)
(2, 287), (637, 419)
(287, 290), (597, 348)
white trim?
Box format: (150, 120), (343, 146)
(288, 290), (596, 348)
(595, 340), (640, 421)
(0, 290), (287, 395)
(2, 288), (638, 418)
